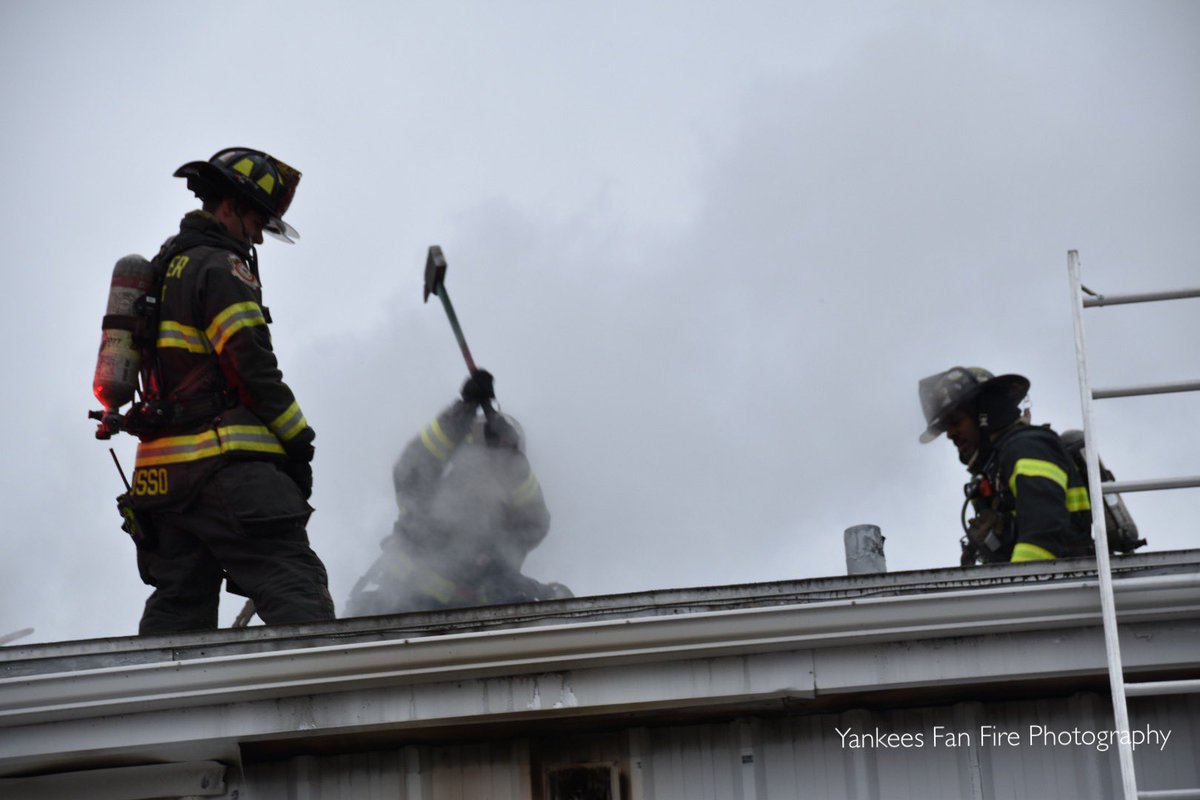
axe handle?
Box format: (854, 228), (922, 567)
(436, 286), (478, 374)
(433, 279), (495, 419)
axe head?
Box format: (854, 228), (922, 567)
(424, 245), (447, 303)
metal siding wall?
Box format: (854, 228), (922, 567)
(1066, 693), (1119, 799)
(239, 692), (1198, 799)
(325, 752), (405, 799)
(629, 727), (651, 800)
(243, 752), (407, 800)
(242, 742), (522, 800)
(871, 707), (963, 799)
(736, 719), (769, 800)
(795, 699), (1122, 800)
(780, 713), (851, 797)
(981, 698), (1101, 799)
(755, 706), (1016, 800)
(645, 724), (738, 800)
(1129, 693), (1200, 795)
(429, 744), (466, 800)
(427, 742), (525, 800)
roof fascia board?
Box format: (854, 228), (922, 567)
(2, 618), (1197, 775)
(1, 574), (1196, 728)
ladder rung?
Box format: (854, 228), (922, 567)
(1094, 379), (1200, 399)
(1103, 476), (1200, 494)
(1124, 679), (1200, 697)
(1083, 286), (1200, 307)
(1138, 790), (1200, 800)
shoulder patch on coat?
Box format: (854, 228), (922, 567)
(228, 255), (260, 289)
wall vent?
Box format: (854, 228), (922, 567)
(543, 761), (620, 800)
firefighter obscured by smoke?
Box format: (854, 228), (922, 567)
(345, 371), (570, 616)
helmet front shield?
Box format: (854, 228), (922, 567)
(917, 367), (1029, 443)
(262, 155), (300, 242)
(918, 367), (990, 443)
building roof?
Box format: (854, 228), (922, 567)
(2, 550), (1198, 780)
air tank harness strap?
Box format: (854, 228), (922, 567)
(123, 390), (235, 436)
(169, 390), (236, 424)
(101, 313), (138, 331)
(102, 304), (159, 346)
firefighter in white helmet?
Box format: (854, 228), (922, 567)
(918, 366), (1095, 566)
(346, 371), (570, 615)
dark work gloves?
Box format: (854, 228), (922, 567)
(282, 432), (315, 500)
(460, 369), (496, 405)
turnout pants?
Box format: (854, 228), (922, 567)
(137, 460), (335, 634)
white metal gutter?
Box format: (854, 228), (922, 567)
(1, 573), (1196, 727)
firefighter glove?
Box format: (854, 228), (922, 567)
(284, 435), (315, 464)
(461, 369), (496, 405)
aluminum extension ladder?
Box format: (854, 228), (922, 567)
(1067, 250), (1200, 800)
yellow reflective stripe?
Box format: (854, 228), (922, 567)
(1067, 486), (1092, 512)
(420, 418), (454, 461)
(430, 419), (453, 448)
(206, 301), (267, 354)
(1011, 542), (1057, 562)
(420, 430), (447, 460)
(269, 401), (308, 442)
(218, 425), (287, 456)
(157, 321), (212, 354)
(134, 424), (284, 467)
(256, 173), (275, 195)
(1009, 458), (1069, 496)
(135, 431), (222, 466)
(233, 158), (254, 177)
(384, 549), (459, 603)
(512, 470), (540, 506)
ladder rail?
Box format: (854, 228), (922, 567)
(1068, 250), (1140, 800)
(1069, 252), (1200, 799)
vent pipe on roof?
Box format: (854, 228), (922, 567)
(844, 524), (886, 575)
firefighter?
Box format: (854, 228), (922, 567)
(345, 371), (568, 616)
(126, 148), (334, 633)
(918, 366), (1094, 565)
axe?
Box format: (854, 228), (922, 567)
(424, 245), (496, 419)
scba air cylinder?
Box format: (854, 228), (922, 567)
(93, 254), (154, 411)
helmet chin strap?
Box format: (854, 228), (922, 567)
(962, 411), (991, 471)
(962, 447), (980, 470)
(229, 199), (259, 247)
(235, 206), (255, 246)
(224, 201), (261, 278)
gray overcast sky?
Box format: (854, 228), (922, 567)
(1, 1), (1197, 644)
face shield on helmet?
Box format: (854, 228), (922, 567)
(174, 147), (302, 242)
(918, 367), (1029, 443)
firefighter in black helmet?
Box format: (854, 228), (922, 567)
(918, 367), (1093, 566)
(125, 148), (334, 633)
(344, 371), (570, 616)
